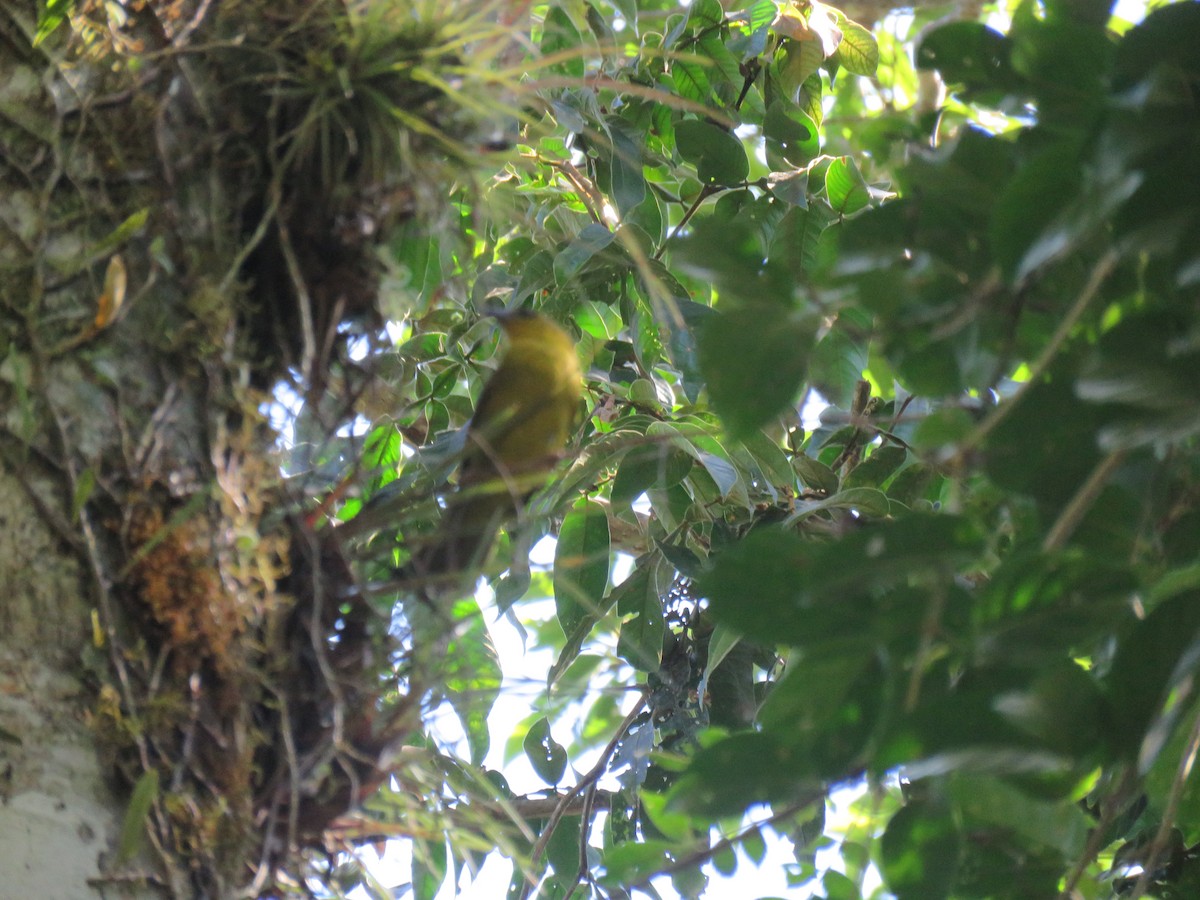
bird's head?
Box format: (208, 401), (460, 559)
(488, 307), (573, 351)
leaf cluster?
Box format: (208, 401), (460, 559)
(324, 1), (1200, 898)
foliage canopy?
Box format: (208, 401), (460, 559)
(312, 0), (1200, 897)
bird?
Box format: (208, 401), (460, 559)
(409, 307), (583, 591)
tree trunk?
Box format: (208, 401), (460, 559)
(0, 2), (446, 894)
(0, 471), (142, 897)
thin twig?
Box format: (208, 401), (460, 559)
(521, 694), (648, 899)
(626, 792), (827, 892)
(905, 582), (947, 711)
(1042, 448), (1128, 553)
(957, 248), (1120, 459)
(1057, 767), (1137, 900)
(1126, 705), (1200, 900)
(657, 185), (716, 259)
(273, 211), (317, 384)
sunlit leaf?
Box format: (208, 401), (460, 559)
(675, 119), (749, 186)
(880, 801), (960, 900)
(554, 499), (612, 637)
(698, 306), (815, 437)
(541, 6), (584, 77)
(524, 717), (568, 785)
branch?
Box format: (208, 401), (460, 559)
(1057, 767), (1138, 900)
(520, 694), (648, 900)
(1042, 448), (1128, 553)
(626, 791), (827, 893)
(1127, 705), (1200, 900)
(658, 185), (717, 259)
(957, 248), (1120, 460)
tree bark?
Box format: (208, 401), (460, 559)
(0, 2), (425, 894)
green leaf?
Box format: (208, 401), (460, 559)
(1113, 2), (1200, 88)
(617, 579), (664, 672)
(1077, 310), (1200, 450)
(544, 813), (583, 878)
(876, 663), (1097, 789)
(843, 444), (908, 489)
(672, 58), (716, 104)
(736, 430), (796, 490)
(985, 379), (1110, 509)
(690, 0), (724, 28)
(887, 463), (940, 507)
(554, 223), (616, 285)
(600, 841), (676, 886)
(698, 306), (815, 437)
(95, 208), (150, 258)
(764, 101), (820, 168)
(443, 598), (503, 764)
(611, 440), (693, 514)
(1146, 700), (1200, 846)
(34, 0), (73, 47)
(675, 119), (750, 186)
(698, 29), (746, 102)
(547, 608), (601, 687)
(806, 310), (869, 404)
(554, 499), (611, 637)
(793, 452), (840, 494)
(947, 773), (1090, 859)
(641, 791), (693, 841)
(823, 869), (862, 900)
(671, 863), (709, 899)
(702, 515), (982, 645)
(1105, 590), (1200, 766)
(743, 0), (776, 33)
(671, 732), (812, 816)
(999, 145), (1139, 283)
(72, 467), (96, 521)
(916, 22), (1015, 90)
(605, 119), (647, 215)
(612, 560), (655, 617)
(776, 37), (826, 98)
(655, 539), (706, 578)
(743, 826), (767, 864)
(513, 249), (556, 305)
(492, 562), (532, 614)
(541, 6), (585, 77)
(833, 17), (880, 76)
(825, 156), (871, 216)
(702, 624), (741, 683)
(664, 298), (716, 403)
(412, 841), (447, 900)
(912, 408), (975, 453)
(880, 801), (961, 900)
(993, 661), (1107, 760)
(693, 446), (743, 502)
(676, 214), (793, 303)
(712, 841), (737, 875)
(784, 486), (890, 523)
(758, 644), (886, 778)
(116, 769), (159, 865)
(524, 717), (568, 785)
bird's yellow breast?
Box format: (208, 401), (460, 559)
(465, 313), (582, 474)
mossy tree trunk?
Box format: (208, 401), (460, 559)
(0, 5), (205, 895)
(0, 2), (470, 894)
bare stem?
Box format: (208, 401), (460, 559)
(1126, 705), (1200, 900)
(1042, 448), (1128, 554)
(520, 694), (648, 899)
(958, 249), (1119, 460)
